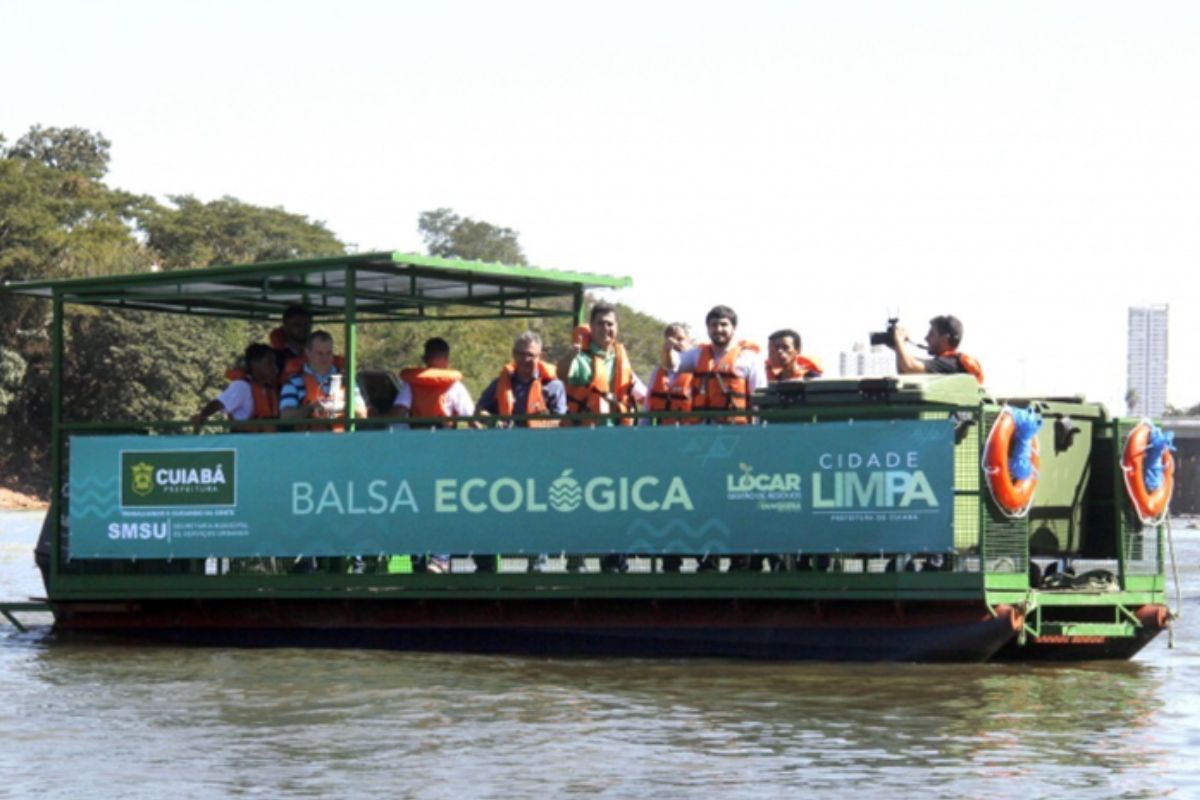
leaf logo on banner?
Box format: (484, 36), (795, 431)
(549, 469), (583, 512)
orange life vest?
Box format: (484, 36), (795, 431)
(301, 372), (348, 433)
(496, 361), (558, 428)
(648, 368), (672, 412)
(649, 368), (700, 425)
(236, 378), (279, 433)
(690, 341), (760, 425)
(565, 342), (636, 426)
(941, 350), (985, 385)
(399, 367), (463, 426)
(766, 355), (823, 382)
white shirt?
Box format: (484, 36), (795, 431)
(216, 381), (257, 421)
(677, 344), (767, 394)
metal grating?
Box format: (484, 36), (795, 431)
(979, 409), (1028, 573)
(1115, 420), (1163, 577)
(953, 411), (982, 556)
(1121, 507), (1163, 576)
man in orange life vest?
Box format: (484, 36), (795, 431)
(279, 330), (366, 426)
(190, 343), (280, 432)
(890, 315), (985, 384)
(390, 337), (475, 429)
(389, 337), (475, 574)
(559, 302), (647, 427)
(477, 331), (567, 426)
(645, 322), (692, 420)
(646, 323), (694, 573)
(476, 331), (567, 573)
(766, 329), (823, 382)
(674, 305), (766, 425)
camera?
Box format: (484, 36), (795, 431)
(869, 318), (899, 347)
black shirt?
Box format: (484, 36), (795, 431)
(924, 354), (966, 375)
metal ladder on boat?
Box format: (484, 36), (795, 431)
(0, 601), (52, 633)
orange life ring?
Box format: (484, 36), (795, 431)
(983, 408), (1040, 517)
(1122, 421), (1175, 523)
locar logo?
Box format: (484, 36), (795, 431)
(726, 462), (803, 501)
(120, 449), (237, 507)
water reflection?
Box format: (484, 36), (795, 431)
(2, 512), (1199, 798)
(4, 641), (1171, 798)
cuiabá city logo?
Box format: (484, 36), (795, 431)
(130, 461), (155, 496)
(120, 449), (237, 507)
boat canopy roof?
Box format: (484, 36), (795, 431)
(1, 251), (632, 323)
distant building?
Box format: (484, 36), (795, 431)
(1126, 304), (1169, 418)
(838, 342), (895, 378)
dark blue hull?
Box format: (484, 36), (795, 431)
(51, 598), (1023, 662)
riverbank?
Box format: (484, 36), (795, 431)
(0, 485), (47, 511)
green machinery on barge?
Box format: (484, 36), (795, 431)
(2, 252), (1175, 660)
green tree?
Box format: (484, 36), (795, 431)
(0, 126), (350, 494)
(0, 347), (26, 416)
(359, 208), (665, 398)
(6, 125), (112, 180)
(0, 141), (150, 340)
(359, 208), (539, 394)
(418, 208), (526, 264)
(62, 311), (226, 424)
(141, 194), (344, 269)
(0, 126), (153, 490)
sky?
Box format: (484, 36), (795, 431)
(5, 1), (1199, 412)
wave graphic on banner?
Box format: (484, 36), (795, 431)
(548, 471), (583, 512)
(625, 518), (733, 553)
(69, 476), (119, 518)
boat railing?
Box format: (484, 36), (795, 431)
(44, 403), (1167, 599)
(41, 401), (1056, 598)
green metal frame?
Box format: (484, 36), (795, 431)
(2, 251), (634, 604)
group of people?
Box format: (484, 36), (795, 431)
(193, 302), (983, 434)
(189, 303), (982, 575)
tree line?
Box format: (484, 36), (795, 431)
(0, 125), (668, 495)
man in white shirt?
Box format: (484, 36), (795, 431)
(390, 337), (476, 574)
(191, 344), (279, 432)
(390, 337), (475, 429)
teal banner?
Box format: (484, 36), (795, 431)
(68, 421), (955, 559)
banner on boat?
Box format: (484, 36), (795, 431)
(68, 420), (955, 558)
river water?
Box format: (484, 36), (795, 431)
(2, 510), (1199, 799)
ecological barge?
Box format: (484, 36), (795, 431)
(3, 252), (1174, 661)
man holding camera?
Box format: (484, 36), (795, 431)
(889, 315), (984, 385)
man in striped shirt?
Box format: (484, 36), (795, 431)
(279, 331), (365, 427)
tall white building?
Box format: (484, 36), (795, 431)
(838, 342), (896, 378)
(1126, 305), (1169, 418)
